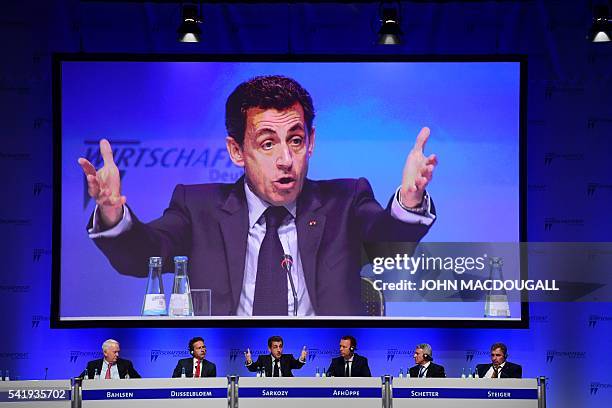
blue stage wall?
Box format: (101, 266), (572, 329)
(1, 2), (611, 408)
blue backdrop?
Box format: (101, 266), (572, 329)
(1, 2), (611, 408)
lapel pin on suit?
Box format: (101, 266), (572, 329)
(308, 220), (317, 226)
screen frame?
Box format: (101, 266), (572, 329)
(51, 53), (528, 329)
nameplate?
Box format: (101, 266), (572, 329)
(82, 387), (226, 400)
(393, 388), (538, 399)
(239, 387), (381, 398)
(0, 389), (71, 402)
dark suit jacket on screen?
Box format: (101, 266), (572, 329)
(326, 354), (372, 377)
(84, 358), (141, 379)
(409, 362), (446, 378)
(90, 177), (434, 316)
(172, 357), (216, 378)
(476, 361), (522, 378)
(246, 354), (305, 377)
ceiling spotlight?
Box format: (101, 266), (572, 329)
(589, 5), (611, 43)
(378, 4), (403, 45)
(178, 4), (202, 43)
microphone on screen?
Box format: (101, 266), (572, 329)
(281, 254), (298, 317)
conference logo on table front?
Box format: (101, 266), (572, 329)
(386, 349), (412, 362)
(590, 382), (612, 396)
(545, 350), (586, 363)
(69, 351), (99, 363)
(465, 350), (488, 363)
(81, 140), (241, 209)
(150, 350), (189, 362)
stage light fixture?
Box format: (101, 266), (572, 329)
(377, 4), (403, 45)
(589, 5), (611, 42)
(178, 4), (202, 43)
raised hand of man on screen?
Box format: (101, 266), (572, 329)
(400, 127), (438, 208)
(77, 139), (126, 228)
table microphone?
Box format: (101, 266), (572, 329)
(44, 367), (48, 380)
(281, 254), (298, 316)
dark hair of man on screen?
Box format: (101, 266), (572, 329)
(225, 75), (316, 145)
(267, 335), (284, 348)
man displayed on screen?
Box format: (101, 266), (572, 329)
(78, 75), (438, 316)
(476, 342), (522, 378)
(244, 335), (307, 377)
(326, 335), (371, 377)
(172, 336), (216, 378)
(409, 343), (445, 378)
(84, 339), (141, 379)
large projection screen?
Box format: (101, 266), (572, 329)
(52, 55), (526, 328)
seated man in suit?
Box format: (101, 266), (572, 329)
(245, 335), (307, 377)
(409, 343), (445, 378)
(476, 342), (522, 378)
(326, 335), (371, 377)
(84, 339), (141, 379)
(80, 75), (438, 317)
(172, 336), (216, 378)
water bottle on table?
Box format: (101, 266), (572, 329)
(141, 256), (167, 316)
(169, 256), (194, 317)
